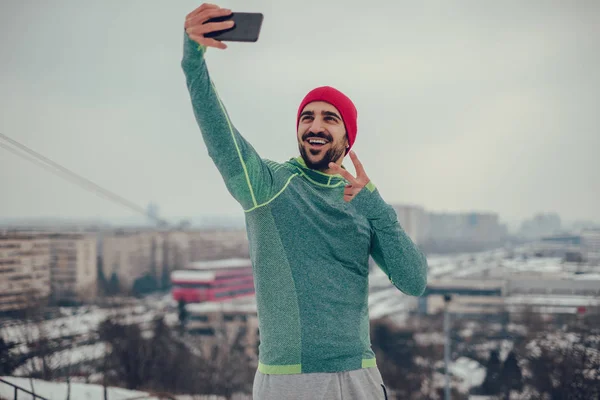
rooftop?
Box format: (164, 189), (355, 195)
(187, 258), (252, 270)
(186, 296), (257, 314)
(427, 279), (505, 289)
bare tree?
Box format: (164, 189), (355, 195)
(499, 351), (523, 400)
(522, 330), (600, 399)
(0, 336), (18, 375)
(98, 317), (153, 390)
(146, 316), (200, 393)
(370, 318), (423, 399)
(481, 350), (502, 396)
(97, 314), (202, 396)
(197, 318), (255, 399)
(95, 308), (256, 399)
(15, 290), (61, 381)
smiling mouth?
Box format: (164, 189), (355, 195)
(305, 138), (330, 148)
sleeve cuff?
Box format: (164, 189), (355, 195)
(183, 31), (207, 59)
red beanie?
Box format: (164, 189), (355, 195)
(296, 86), (358, 153)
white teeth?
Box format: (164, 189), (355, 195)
(308, 139), (328, 145)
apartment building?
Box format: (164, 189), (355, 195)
(48, 233), (98, 303)
(392, 204), (429, 244)
(165, 231), (190, 271)
(427, 212), (507, 245)
(101, 231), (164, 293)
(581, 229), (600, 262)
(101, 229), (248, 294)
(0, 234), (51, 312)
(188, 229), (249, 261)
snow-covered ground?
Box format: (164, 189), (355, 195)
(0, 377), (248, 400)
(2, 246), (598, 398)
(13, 343), (107, 376)
(3, 246), (594, 350)
(0, 298), (175, 346)
(448, 357), (486, 393)
(1, 247), (591, 371)
(368, 248), (528, 319)
(0, 295), (180, 381)
(0, 377), (159, 400)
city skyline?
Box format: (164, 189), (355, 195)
(2, 205), (597, 237)
(1, 0), (599, 224)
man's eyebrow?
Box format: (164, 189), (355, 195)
(323, 111), (341, 120)
(300, 110), (341, 120)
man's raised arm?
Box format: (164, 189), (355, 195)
(358, 191), (428, 296)
(181, 4), (273, 211)
(329, 151), (428, 296)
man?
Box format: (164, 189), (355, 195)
(182, 4), (428, 399)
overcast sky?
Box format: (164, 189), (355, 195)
(1, 0), (599, 227)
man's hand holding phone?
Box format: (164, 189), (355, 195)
(185, 3), (234, 50)
(185, 3), (264, 49)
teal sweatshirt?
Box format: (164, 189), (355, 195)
(181, 33), (428, 375)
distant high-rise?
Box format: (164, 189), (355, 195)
(0, 234), (51, 311)
(147, 202), (160, 223)
(427, 212), (507, 245)
(391, 204), (428, 244)
(48, 233), (98, 303)
(581, 229), (600, 262)
(101, 230), (191, 293)
(390, 204), (508, 251)
(519, 213), (562, 239)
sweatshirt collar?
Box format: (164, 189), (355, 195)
(288, 157), (348, 187)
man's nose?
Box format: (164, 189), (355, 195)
(309, 118), (324, 133)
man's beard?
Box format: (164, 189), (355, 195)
(298, 138), (346, 172)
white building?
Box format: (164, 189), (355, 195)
(0, 234), (51, 312)
(427, 212), (507, 245)
(187, 229), (249, 261)
(101, 231), (165, 293)
(519, 213), (562, 240)
(100, 228), (251, 294)
(391, 204), (428, 244)
(48, 233), (98, 303)
(100, 230), (197, 293)
(581, 229), (600, 262)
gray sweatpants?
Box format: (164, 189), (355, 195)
(252, 367), (389, 400)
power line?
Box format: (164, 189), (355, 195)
(0, 141), (52, 173)
(0, 132), (165, 225)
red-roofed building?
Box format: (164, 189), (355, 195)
(171, 258), (254, 303)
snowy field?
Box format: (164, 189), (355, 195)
(0, 377), (161, 400)
(0, 377), (249, 400)
(3, 247), (599, 378)
(1, 246), (599, 399)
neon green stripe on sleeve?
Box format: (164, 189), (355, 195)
(210, 81), (258, 208)
(365, 181), (376, 193)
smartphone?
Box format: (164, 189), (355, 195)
(204, 12), (264, 42)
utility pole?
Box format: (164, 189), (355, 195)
(444, 294), (452, 400)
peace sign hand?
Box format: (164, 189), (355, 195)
(328, 151), (371, 202)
